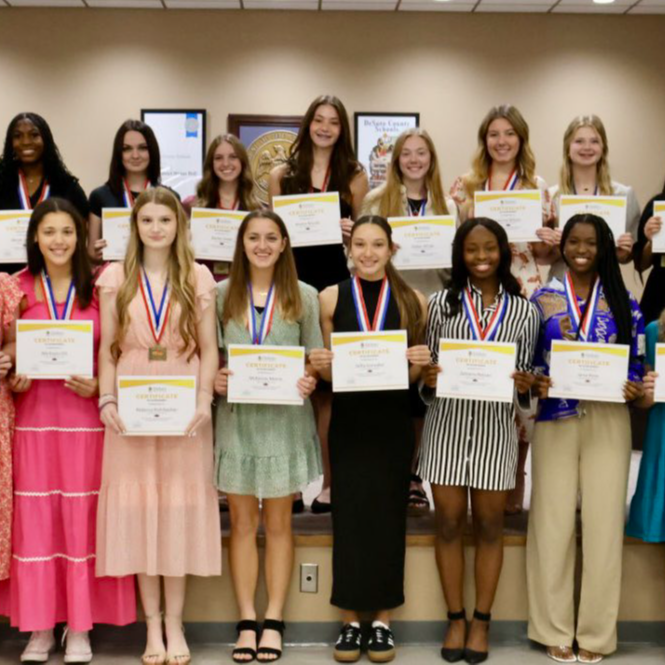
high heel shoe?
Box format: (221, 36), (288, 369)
(257, 619), (285, 663)
(440, 609), (466, 662)
(233, 620), (259, 663)
(142, 614), (166, 665)
(463, 610), (491, 664)
(164, 615), (190, 665)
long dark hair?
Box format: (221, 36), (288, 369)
(561, 213), (632, 345)
(223, 211), (302, 326)
(107, 119), (161, 197)
(350, 215), (424, 343)
(447, 217), (522, 316)
(0, 113), (77, 196)
(281, 95), (363, 205)
(26, 198), (93, 310)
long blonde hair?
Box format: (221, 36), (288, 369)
(223, 211), (302, 327)
(113, 187), (199, 360)
(464, 105), (537, 194)
(374, 128), (449, 218)
(559, 115), (613, 195)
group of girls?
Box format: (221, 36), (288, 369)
(0, 94), (662, 665)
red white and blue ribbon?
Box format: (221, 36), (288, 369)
(408, 198), (427, 217)
(40, 270), (75, 320)
(247, 282), (276, 345)
(486, 167), (518, 192)
(462, 287), (507, 341)
(351, 275), (391, 332)
(18, 170), (50, 210)
(564, 271), (600, 342)
(139, 269), (171, 344)
(122, 178), (148, 208)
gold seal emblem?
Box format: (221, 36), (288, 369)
(248, 130), (298, 205)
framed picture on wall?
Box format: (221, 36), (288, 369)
(227, 114), (303, 206)
(141, 109), (206, 199)
(354, 112), (420, 190)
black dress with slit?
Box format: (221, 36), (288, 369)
(329, 277), (414, 611)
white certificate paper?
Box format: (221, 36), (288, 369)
(436, 339), (517, 403)
(559, 195), (627, 243)
(653, 344), (665, 403)
(0, 210), (30, 263)
(388, 216), (456, 270)
(227, 345), (305, 406)
(331, 330), (409, 393)
(474, 190), (542, 242)
(549, 340), (629, 403)
(272, 192), (342, 248)
(651, 202), (665, 254)
(16, 320), (94, 379)
(102, 208), (131, 261)
(190, 208), (247, 262)
(118, 375), (197, 436)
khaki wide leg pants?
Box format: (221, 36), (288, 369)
(526, 402), (631, 655)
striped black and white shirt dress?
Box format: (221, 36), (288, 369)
(417, 282), (539, 491)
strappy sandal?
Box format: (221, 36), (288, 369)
(142, 614), (166, 665)
(440, 609), (466, 662)
(233, 620), (259, 663)
(164, 615), (191, 665)
(257, 619), (285, 663)
(463, 610), (491, 664)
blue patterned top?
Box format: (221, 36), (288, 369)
(531, 276), (645, 421)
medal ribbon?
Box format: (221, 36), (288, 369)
(462, 287), (507, 341)
(408, 198), (427, 217)
(40, 270), (75, 320)
(486, 167), (518, 192)
(351, 275), (391, 332)
(564, 272), (600, 342)
(247, 283), (276, 345)
(139, 269), (171, 346)
(218, 195), (240, 211)
(309, 165), (331, 193)
(122, 178), (149, 208)
(18, 170), (50, 210)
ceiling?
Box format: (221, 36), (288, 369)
(1, 0), (663, 14)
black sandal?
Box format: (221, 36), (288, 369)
(232, 620), (259, 663)
(463, 610), (491, 664)
(440, 609), (466, 663)
(257, 619), (285, 663)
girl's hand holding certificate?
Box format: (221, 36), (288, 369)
(512, 371), (535, 394)
(534, 373), (643, 403)
(100, 402), (126, 436)
(406, 345), (431, 368)
(297, 373), (317, 399)
(0, 352), (11, 379)
(9, 374), (32, 393)
(64, 375), (98, 398)
(214, 367), (232, 396)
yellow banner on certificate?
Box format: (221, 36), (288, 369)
(439, 340), (516, 355)
(17, 321), (92, 334)
(228, 347), (304, 360)
(118, 377), (196, 389)
(273, 193), (340, 208)
(331, 333), (407, 347)
(388, 217), (455, 230)
(475, 191), (541, 203)
(551, 340), (629, 358)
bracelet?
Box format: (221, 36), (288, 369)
(98, 394), (117, 411)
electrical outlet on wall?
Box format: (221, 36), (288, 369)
(300, 563), (318, 593)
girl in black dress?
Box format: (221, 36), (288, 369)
(268, 94), (369, 513)
(310, 215), (430, 663)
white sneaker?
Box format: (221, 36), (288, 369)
(20, 630), (56, 663)
(63, 628), (93, 664)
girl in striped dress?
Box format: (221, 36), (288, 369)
(418, 217), (539, 664)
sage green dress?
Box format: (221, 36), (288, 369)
(215, 280), (323, 498)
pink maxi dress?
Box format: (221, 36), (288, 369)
(0, 269), (136, 631)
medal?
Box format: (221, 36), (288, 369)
(18, 170), (50, 210)
(122, 178), (149, 208)
(139, 268), (171, 361)
(351, 275), (391, 332)
(486, 167), (518, 192)
(40, 270), (75, 320)
(564, 271), (600, 342)
(462, 286), (507, 341)
(247, 282), (276, 345)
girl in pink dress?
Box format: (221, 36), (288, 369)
(0, 272), (21, 582)
(97, 187), (221, 665)
(0, 198), (135, 662)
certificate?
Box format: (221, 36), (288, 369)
(474, 190), (542, 242)
(653, 344), (665, 403)
(436, 339), (516, 403)
(16, 320), (94, 379)
(102, 208), (131, 261)
(118, 375), (197, 436)
(272, 192), (342, 248)
(227, 345), (305, 405)
(651, 202), (665, 253)
(0, 210), (30, 263)
(549, 340), (629, 403)
(190, 208), (247, 262)
(388, 216), (456, 270)
(331, 330), (409, 392)
(559, 195), (626, 243)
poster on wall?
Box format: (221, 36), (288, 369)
(141, 109), (206, 199)
(354, 113), (420, 190)
(227, 114), (302, 206)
